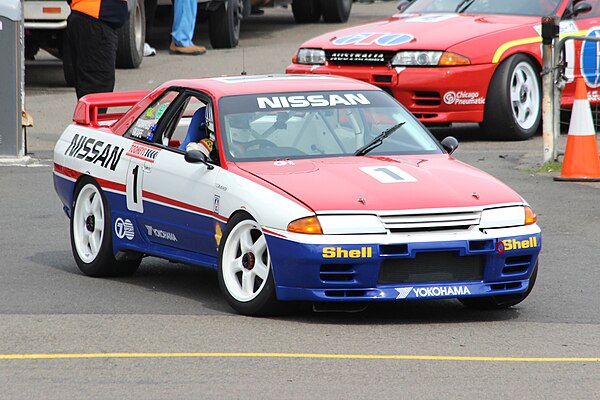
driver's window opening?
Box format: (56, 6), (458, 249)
(166, 96), (208, 149)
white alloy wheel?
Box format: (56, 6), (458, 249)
(221, 219), (271, 302)
(72, 183), (105, 264)
(510, 61), (540, 131)
(482, 54), (541, 140)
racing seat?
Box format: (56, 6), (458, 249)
(179, 106), (207, 150)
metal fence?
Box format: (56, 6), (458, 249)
(542, 17), (600, 162)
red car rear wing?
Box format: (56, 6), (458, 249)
(73, 90), (151, 127)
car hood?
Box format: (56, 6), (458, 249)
(300, 13), (538, 51)
(237, 155), (523, 212)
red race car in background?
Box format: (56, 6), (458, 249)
(287, 0), (600, 140)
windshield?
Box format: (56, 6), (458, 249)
(403, 0), (562, 16)
(217, 90), (442, 162)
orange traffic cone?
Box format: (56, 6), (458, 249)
(555, 77), (600, 182)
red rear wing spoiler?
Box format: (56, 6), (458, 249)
(73, 90), (151, 127)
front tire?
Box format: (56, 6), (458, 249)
(217, 213), (279, 316)
(116, 0), (145, 69)
(459, 262), (538, 310)
(320, 0), (352, 23)
(209, 0), (241, 49)
(70, 178), (141, 277)
(481, 54), (541, 140)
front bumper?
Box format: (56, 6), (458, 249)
(24, 1), (70, 30)
(285, 63), (496, 124)
(265, 228), (541, 302)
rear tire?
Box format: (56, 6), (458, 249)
(292, 0), (321, 23)
(459, 262), (538, 310)
(320, 0), (352, 23)
(209, 0), (241, 49)
(70, 178), (141, 277)
(481, 54), (541, 140)
(116, 0), (145, 69)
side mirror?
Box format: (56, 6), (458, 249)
(397, 0), (413, 12)
(564, 1), (592, 18)
(184, 149), (214, 170)
(440, 136), (459, 155)
(573, 1), (592, 17)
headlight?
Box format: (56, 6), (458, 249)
(295, 48), (326, 65)
(391, 51), (470, 66)
(479, 206), (537, 229)
(287, 215), (386, 234)
(318, 215), (386, 234)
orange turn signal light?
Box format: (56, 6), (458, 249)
(439, 52), (470, 66)
(524, 206), (537, 225)
(287, 216), (323, 234)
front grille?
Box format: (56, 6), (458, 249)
(325, 50), (395, 66)
(413, 113), (439, 119)
(378, 251), (484, 284)
(413, 91), (441, 106)
(502, 255), (532, 275)
(378, 210), (481, 233)
(320, 264), (355, 282)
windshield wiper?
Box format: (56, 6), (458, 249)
(455, 0), (475, 13)
(353, 122), (405, 156)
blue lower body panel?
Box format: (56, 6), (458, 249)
(266, 233), (540, 302)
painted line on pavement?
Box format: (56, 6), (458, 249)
(0, 352), (599, 363)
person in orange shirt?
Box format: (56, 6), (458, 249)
(66, 0), (128, 101)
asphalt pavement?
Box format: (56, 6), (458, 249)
(1, 2), (599, 399)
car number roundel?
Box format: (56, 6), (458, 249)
(332, 32), (414, 47)
(581, 28), (600, 88)
(360, 166), (417, 183)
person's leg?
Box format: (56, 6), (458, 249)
(144, 0), (157, 41)
(171, 0), (197, 47)
(144, 0), (157, 56)
(69, 13), (118, 99)
(66, 13), (80, 93)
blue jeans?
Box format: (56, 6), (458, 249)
(172, 0), (197, 47)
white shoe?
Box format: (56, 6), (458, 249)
(144, 43), (156, 57)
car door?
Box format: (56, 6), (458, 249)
(124, 89), (222, 266)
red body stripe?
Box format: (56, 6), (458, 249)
(54, 163), (227, 222)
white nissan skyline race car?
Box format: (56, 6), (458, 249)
(53, 74), (541, 316)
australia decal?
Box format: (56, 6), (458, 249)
(64, 134), (124, 171)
